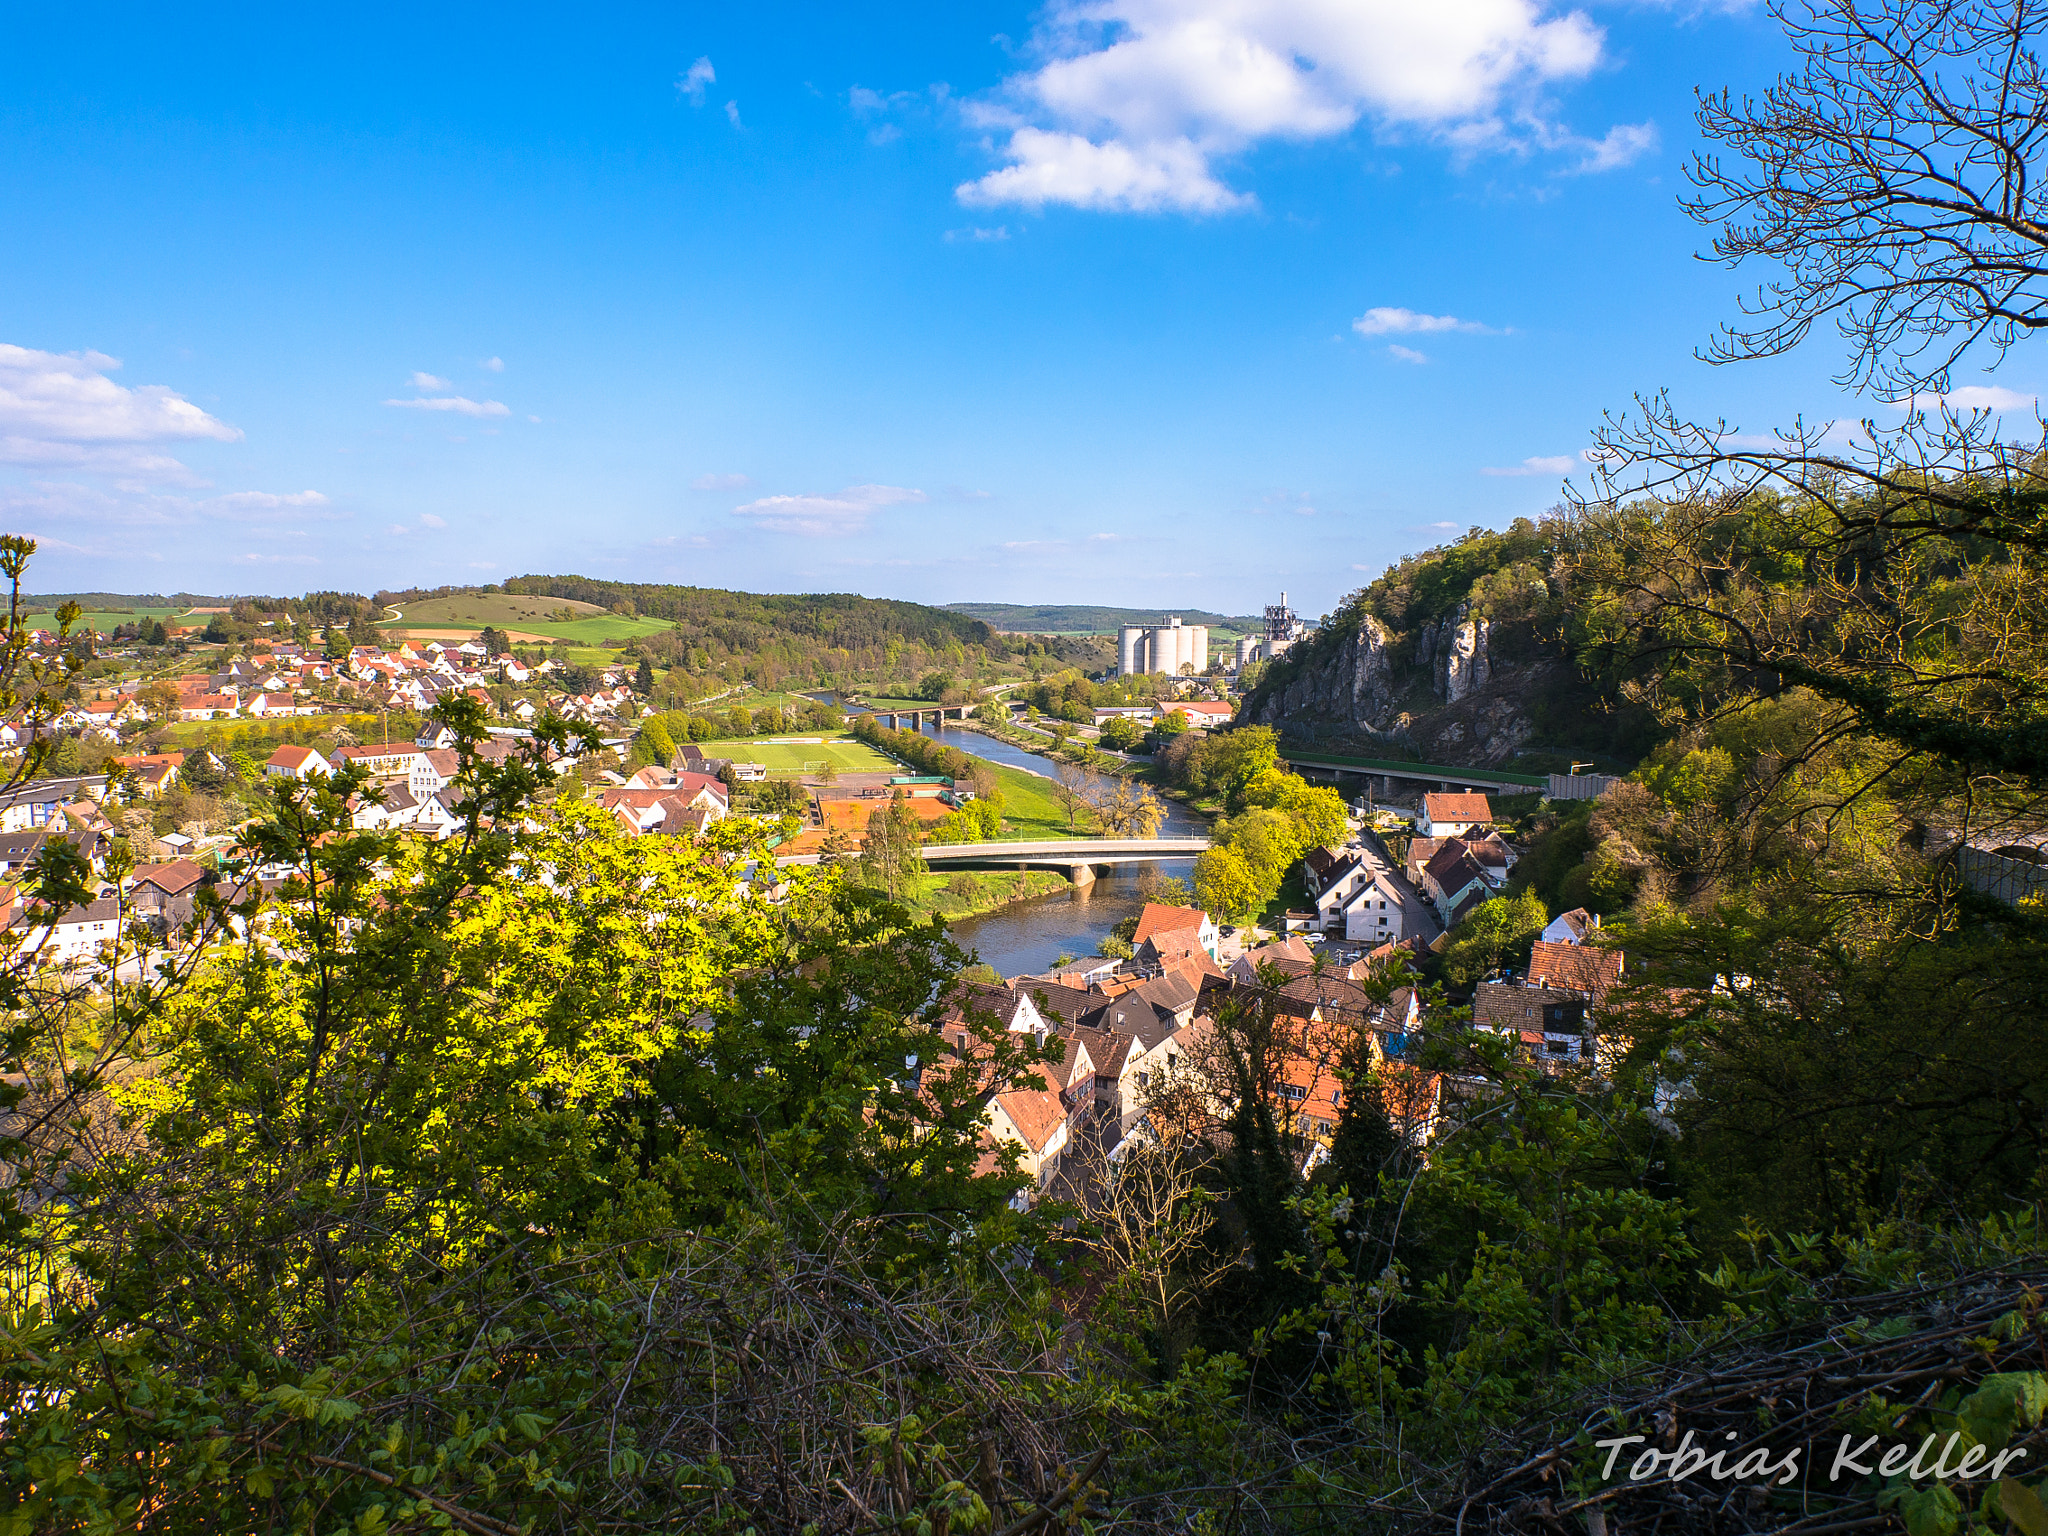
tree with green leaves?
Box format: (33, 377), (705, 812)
(1440, 889), (1550, 985)
(1194, 842), (1265, 924)
(858, 796), (929, 902)
(2, 686), (1076, 1533)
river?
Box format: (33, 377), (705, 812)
(911, 720), (1205, 977)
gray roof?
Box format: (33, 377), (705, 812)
(0, 775), (107, 809)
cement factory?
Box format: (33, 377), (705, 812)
(1115, 595), (1311, 677)
(1116, 615), (1209, 676)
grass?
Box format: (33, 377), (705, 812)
(378, 594), (674, 644)
(61, 607), (188, 634)
(856, 695), (943, 711)
(984, 760), (1092, 841)
(687, 734), (897, 774)
(388, 616), (676, 644)
(902, 869), (1070, 922)
(675, 689), (827, 714)
(736, 728), (1086, 839)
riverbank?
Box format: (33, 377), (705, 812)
(902, 867), (1072, 922)
(929, 722), (1212, 840)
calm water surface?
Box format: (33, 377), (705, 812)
(913, 720), (1204, 977)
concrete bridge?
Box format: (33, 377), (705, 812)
(1276, 747), (1546, 793)
(1273, 748), (1616, 801)
(847, 703), (971, 731)
(779, 835), (1209, 885)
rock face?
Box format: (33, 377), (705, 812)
(1241, 608), (1557, 768)
(1409, 605), (1491, 702)
(1440, 610), (1490, 703)
(1246, 613), (1399, 732)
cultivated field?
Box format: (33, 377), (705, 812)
(380, 593), (675, 644)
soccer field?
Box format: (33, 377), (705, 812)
(691, 735), (896, 774)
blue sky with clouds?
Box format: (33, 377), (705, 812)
(0, 1), (1993, 615)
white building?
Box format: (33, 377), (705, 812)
(14, 894), (123, 966)
(1117, 616), (1209, 677)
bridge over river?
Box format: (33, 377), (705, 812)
(1276, 749), (1614, 801)
(778, 835), (1209, 885)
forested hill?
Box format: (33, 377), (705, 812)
(25, 591), (223, 608)
(379, 576), (1000, 652)
(945, 602), (1258, 634)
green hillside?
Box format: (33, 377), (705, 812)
(376, 592), (675, 642)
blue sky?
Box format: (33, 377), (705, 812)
(0, 1), (1987, 616)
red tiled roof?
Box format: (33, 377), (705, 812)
(995, 1084), (1069, 1153)
(1424, 792), (1492, 823)
(267, 745), (318, 769)
(132, 858), (205, 896)
(1133, 902), (1207, 944)
(1526, 939), (1623, 998)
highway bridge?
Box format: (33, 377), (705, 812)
(1276, 749), (1614, 800)
(779, 835), (1209, 885)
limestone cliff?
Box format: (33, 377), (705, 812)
(1236, 520), (1649, 770)
(1241, 606), (1571, 769)
(1250, 613), (1399, 730)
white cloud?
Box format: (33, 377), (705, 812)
(960, 129), (1248, 212)
(725, 101), (743, 128)
(945, 225), (1012, 242)
(384, 395), (511, 418)
(0, 479), (336, 541)
(691, 471), (753, 491)
(234, 552), (319, 565)
(1570, 120), (1657, 173)
(1353, 307), (1496, 336)
(731, 482), (926, 536)
(0, 343), (240, 481)
(479, 356), (505, 372)
(1896, 385), (2039, 412)
(1387, 344), (1428, 364)
(957, 0), (1620, 213)
(408, 370), (451, 390)
(677, 57), (716, 105)
(420, 512), (447, 528)
(204, 490), (330, 517)
(388, 523), (412, 536)
(1481, 454), (1577, 476)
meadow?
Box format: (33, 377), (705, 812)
(49, 606), (190, 634)
(380, 593), (675, 644)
